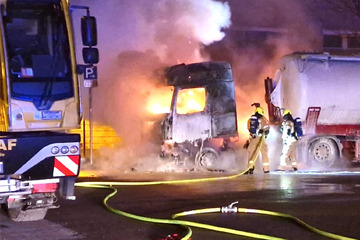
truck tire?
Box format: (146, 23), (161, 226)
(308, 138), (339, 168)
(195, 147), (218, 170)
(8, 207), (48, 222)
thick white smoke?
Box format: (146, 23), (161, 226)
(72, 0), (232, 133)
(71, 0), (326, 174)
(71, 0), (233, 172)
(72, 0), (231, 63)
(133, 0), (231, 63)
(207, 0), (321, 139)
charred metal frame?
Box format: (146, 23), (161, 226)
(160, 61), (238, 169)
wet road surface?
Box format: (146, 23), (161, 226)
(1, 170), (360, 240)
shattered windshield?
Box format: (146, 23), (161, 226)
(3, 2), (73, 108)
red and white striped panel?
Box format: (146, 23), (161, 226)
(53, 156), (80, 177)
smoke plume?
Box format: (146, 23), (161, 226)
(71, 0), (322, 173)
(72, 0), (231, 140)
(205, 0), (321, 141)
(71, 0), (233, 171)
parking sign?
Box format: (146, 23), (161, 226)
(84, 66), (97, 80)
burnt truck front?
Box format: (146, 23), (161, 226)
(160, 61), (238, 170)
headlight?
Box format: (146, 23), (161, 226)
(61, 146), (69, 154)
(51, 146), (60, 154)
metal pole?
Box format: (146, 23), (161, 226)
(82, 118), (86, 157)
(89, 87), (93, 165)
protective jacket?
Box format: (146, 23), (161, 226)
(281, 120), (297, 143)
(246, 113), (270, 172)
(247, 113), (270, 138)
(278, 114), (298, 171)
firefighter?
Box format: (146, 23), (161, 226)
(245, 106), (270, 174)
(277, 109), (299, 171)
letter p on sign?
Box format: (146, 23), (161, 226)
(84, 66), (97, 80)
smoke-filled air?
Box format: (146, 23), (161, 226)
(71, 0), (320, 173)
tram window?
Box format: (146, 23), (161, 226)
(5, 4), (71, 80)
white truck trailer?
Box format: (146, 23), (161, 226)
(265, 52), (360, 168)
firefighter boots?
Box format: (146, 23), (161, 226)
(245, 167), (254, 175)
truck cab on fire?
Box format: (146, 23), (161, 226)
(160, 61), (238, 169)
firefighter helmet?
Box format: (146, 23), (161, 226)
(283, 109), (292, 116)
(255, 107), (264, 116)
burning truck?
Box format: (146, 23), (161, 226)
(159, 61), (238, 170)
(265, 52), (360, 169)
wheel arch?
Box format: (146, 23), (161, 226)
(305, 135), (342, 167)
(306, 135), (342, 156)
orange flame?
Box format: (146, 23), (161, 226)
(146, 86), (173, 114)
(146, 86), (250, 141)
(237, 117), (250, 138)
(176, 88), (206, 114)
(146, 87), (206, 115)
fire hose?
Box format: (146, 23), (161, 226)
(75, 135), (356, 240)
(173, 204), (357, 240)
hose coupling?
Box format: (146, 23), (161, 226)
(221, 201), (238, 213)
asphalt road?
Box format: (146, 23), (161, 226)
(1, 171), (360, 240)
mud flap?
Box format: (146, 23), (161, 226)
(59, 177), (76, 200)
(8, 207), (48, 222)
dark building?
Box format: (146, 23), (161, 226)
(223, 0), (360, 55)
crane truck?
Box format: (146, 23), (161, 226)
(265, 52), (360, 169)
(0, 0), (98, 221)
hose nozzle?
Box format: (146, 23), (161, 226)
(221, 201), (239, 213)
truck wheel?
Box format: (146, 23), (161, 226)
(309, 138), (338, 168)
(8, 207), (48, 222)
(195, 148), (218, 170)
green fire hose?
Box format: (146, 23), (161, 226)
(75, 135), (356, 240)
